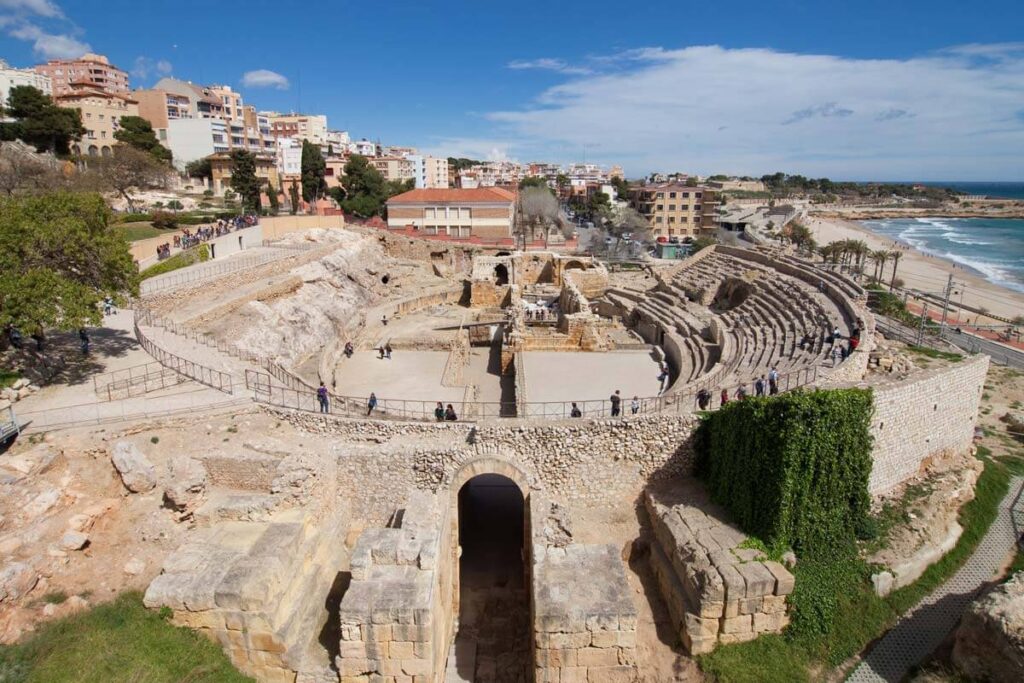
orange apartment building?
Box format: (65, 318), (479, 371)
(34, 53), (129, 97)
(627, 182), (720, 238)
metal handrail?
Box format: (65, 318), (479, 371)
(132, 310), (234, 394)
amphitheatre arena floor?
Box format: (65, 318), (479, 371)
(520, 350), (664, 405)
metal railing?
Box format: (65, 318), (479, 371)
(133, 310), (235, 394)
(246, 365), (820, 423)
(92, 361), (186, 401)
(141, 250), (288, 295)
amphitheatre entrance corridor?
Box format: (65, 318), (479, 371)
(450, 474), (530, 682)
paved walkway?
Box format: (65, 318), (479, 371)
(848, 476), (1024, 682)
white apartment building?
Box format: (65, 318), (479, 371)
(0, 60), (52, 109)
(325, 130), (350, 154)
(349, 138), (377, 157)
(276, 137), (302, 176)
(406, 155), (450, 189)
(165, 118), (229, 170)
(265, 112), (328, 146)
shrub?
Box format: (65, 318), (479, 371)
(149, 210), (178, 230)
(694, 388), (874, 556)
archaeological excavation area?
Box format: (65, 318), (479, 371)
(2, 222), (995, 683)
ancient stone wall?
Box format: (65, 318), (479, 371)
(349, 226), (479, 276)
(866, 353), (989, 495)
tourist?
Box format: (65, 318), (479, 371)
(317, 382), (329, 413)
(720, 388), (729, 406)
(344, 341), (354, 358)
(78, 328), (89, 355)
(434, 402), (445, 422)
(755, 375), (765, 397)
(385, 343), (393, 359)
(697, 388), (711, 410)
(736, 385), (748, 401)
(610, 390), (622, 417)
(444, 404), (458, 421)
(378, 346), (386, 360)
(831, 345), (841, 366)
(849, 335), (860, 352)
(367, 392), (378, 415)
(657, 367), (669, 393)
(631, 396), (640, 415)
(570, 402), (582, 418)
(768, 367), (779, 395)
(381, 314), (388, 326)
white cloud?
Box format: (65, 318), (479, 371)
(421, 137), (517, 163)
(241, 69), (290, 90)
(507, 58), (593, 76)
(131, 56), (173, 80)
(0, 0), (63, 18)
(9, 22), (88, 59)
(485, 45), (1024, 180)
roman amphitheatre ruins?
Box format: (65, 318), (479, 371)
(0, 216), (1006, 683)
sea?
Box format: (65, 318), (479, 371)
(915, 181), (1024, 200)
(862, 217), (1024, 295)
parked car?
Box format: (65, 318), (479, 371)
(604, 236), (614, 245)
(656, 236), (669, 243)
(668, 235), (680, 244)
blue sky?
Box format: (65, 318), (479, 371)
(2, 0), (1023, 180)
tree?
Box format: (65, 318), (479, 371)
(266, 181), (280, 214)
(113, 115), (172, 162)
(0, 142), (63, 195)
(610, 175), (630, 201)
(0, 86), (84, 156)
(888, 250), (903, 292)
(92, 145), (170, 212)
(587, 191), (612, 223)
(185, 158), (212, 181)
(0, 192), (138, 334)
(869, 250), (889, 282)
(228, 150), (261, 214)
(685, 177), (699, 187)
(519, 175), (549, 191)
(288, 181), (299, 215)
(339, 154), (389, 217)
(300, 139), (327, 203)
(690, 235), (717, 254)
(166, 199), (183, 213)
(518, 186), (559, 245)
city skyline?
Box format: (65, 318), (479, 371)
(0, 0), (1022, 180)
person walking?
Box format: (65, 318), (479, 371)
(381, 314), (388, 326)
(367, 392), (378, 416)
(754, 375), (765, 397)
(570, 402), (582, 418)
(317, 382), (329, 413)
(831, 344), (841, 366)
(768, 366), (779, 395)
(697, 388), (711, 410)
(385, 342), (393, 359)
(736, 385), (748, 401)
(378, 346), (386, 360)
(720, 388), (729, 406)
(444, 404), (458, 421)
(657, 367), (669, 394)
(78, 328), (90, 355)
(434, 401), (445, 422)
(631, 396), (640, 415)
(610, 390), (622, 417)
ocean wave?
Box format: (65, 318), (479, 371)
(930, 251), (1024, 294)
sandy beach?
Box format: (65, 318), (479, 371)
(807, 216), (1024, 323)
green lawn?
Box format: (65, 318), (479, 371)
(0, 369), (19, 389)
(139, 244), (210, 281)
(111, 222), (168, 242)
(0, 592), (252, 683)
(699, 447), (1014, 681)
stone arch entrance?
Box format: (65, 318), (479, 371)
(493, 263), (509, 286)
(447, 458), (532, 679)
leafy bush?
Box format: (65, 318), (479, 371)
(695, 388), (874, 556)
(139, 244), (209, 281)
(149, 210), (178, 230)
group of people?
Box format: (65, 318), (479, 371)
(434, 402), (458, 421)
(155, 215), (260, 261)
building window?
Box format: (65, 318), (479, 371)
(695, 192), (702, 198)
(655, 217), (663, 224)
(669, 192), (676, 198)
(668, 204), (675, 211)
(656, 204), (663, 211)
(694, 205), (701, 212)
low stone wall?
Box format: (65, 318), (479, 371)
(645, 482), (793, 654)
(866, 353), (989, 495)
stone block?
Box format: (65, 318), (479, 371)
(717, 563), (746, 604)
(367, 624), (392, 642)
(365, 639), (388, 659)
(753, 611), (785, 633)
(560, 666), (588, 683)
(391, 624), (427, 642)
(616, 631), (637, 648)
(723, 601), (740, 619)
(684, 613), (718, 638)
(550, 632), (591, 648)
(719, 631), (758, 645)
(591, 630), (618, 648)
(577, 646), (619, 667)
(762, 561), (795, 595)
(340, 640), (368, 658)
(340, 658), (377, 677)
(342, 623), (363, 641)
(684, 631), (717, 655)
(618, 614), (637, 631)
(535, 668), (560, 683)
(389, 641), (414, 660)
(401, 658), (431, 676)
(738, 597), (762, 615)
(762, 595), (788, 614)
(698, 600), (724, 619)
(720, 615), (753, 635)
(536, 648), (577, 668)
(247, 631), (286, 654)
(618, 647), (637, 666)
(586, 665), (637, 682)
(736, 562), (775, 598)
(585, 613), (618, 632)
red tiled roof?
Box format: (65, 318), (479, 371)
(387, 187), (515, 204)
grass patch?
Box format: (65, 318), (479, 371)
(0, 369), (19, 390)
(0, 592), (252, 683)
(110, 222), (168, 242)
(699, 447), (1014, 681)
(139, 244), (210, 281)
(906, 345), (963, 362)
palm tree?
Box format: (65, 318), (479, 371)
(870, 250), (889, 284)
(888, 250), (903, 292)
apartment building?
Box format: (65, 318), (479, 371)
(265, 112), (328, 145)
(370, 156), (416, 183)
(57, 88), (138, 157)
(208, 152), (280, 196)
(165, 118), (228, 168)
(0, 59), (52, 108)
(406, 155), (450, 189)
(35, 53), (129, 98)
(386, 187), (516, 240)
(349, 138), (377, 157)
(627, 182), (720, 238)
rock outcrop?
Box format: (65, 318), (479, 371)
(111, 441), (157, 493)
(952, 571), (1024, 682)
